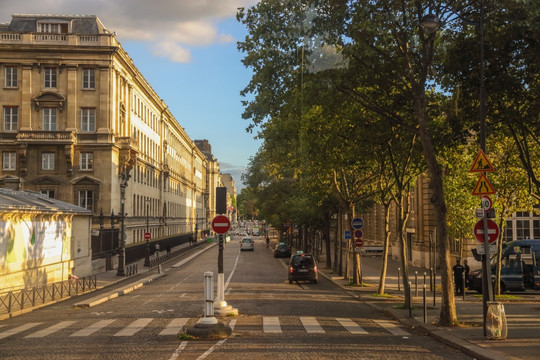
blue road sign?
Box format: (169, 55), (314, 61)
(344, 230), (351, 239)
(351, 217), (364, 230)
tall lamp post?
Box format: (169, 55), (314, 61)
(144, 199), (150, 266)
(116, 172), (128, 276)
(421, 0), (494, 336)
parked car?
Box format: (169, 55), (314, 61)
(288, 252), (318, 284)
(468, 239), (540, 293)
(274, 243), (291, 258)
(240, 237), (254, 251)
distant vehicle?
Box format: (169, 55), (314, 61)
(288, 252), (318, 284)
(274, 243), (291, 258)
(240, 237), (254, 251)
(468, 239), (540, 293)
(252, 227), (260, 236)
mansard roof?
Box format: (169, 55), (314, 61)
(4, 14), (109, 35)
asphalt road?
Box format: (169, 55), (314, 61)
(0, 236), (473, 360)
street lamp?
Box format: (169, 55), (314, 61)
(144, 199), (150, 266)
(116, 173), (128, 276)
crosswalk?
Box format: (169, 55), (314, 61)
(0, 316), (409, 340)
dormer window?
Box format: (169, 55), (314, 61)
(37, 21), (69, 34)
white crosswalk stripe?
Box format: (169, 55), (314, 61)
(114, 318), (153, 337)
(159, 318), (189, 336)
(336, 318), (368, 334)
(25, 321), (76, 338)
(263, 316), (282, 333)
(300, 316), (325, 333)
(374, 320), (410, 336)
(71, 319), (116, 337)
(0, 323), (41, 340)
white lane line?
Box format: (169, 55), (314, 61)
(336, 318), (368, 334)
(228, 319), (237, 331)
(374, 319), (410, 336)
(263, 316), (282, 333)
(114, 318), (153, 336)
(25, 321), (76, 338)
(0, 323), (41, 340)
(196, 339), (227, 360)
(300, 316), (325, 333)
(225, 251), (241, 289)
(71, 319), (116, 337)
(159, 318), (189, 336)
(168, 341), (188, 360)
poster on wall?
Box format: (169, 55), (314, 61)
(0, 220), (68, 267)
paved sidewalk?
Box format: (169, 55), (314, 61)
(317, 253), (540, 360)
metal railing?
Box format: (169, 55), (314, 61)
(0, 275), (96, 316)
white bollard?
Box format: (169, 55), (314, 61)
(200, 271), (218, 325)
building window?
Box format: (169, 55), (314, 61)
(42, 152), (55, 170)
(5, 66), (17, 87)
(516, 219), (530, 240)
(2, 152), (16, 170)
(82, 68), (95, 89)
(3, 106), (18, 131)
(44, 68), (57, 88)
(80, 152), (93, 170)
(78, 190), (93, 210)
(81, 108), (95, 132)
(38, 22), (68, 34)
(43, 108), (57, 130)
(41, 190), (55, 198)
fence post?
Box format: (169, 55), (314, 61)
(415, 271), (418, 297)
(408, 281), (412, 318)
(397, 267), (401, 292)
(423, 284), (427, 323)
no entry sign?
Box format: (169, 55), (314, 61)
(211, 215), (231, 234)
(473, 219), (499, 244)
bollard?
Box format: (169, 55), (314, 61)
(408, 281), (412, 318)
(430, 267), (434, 292)
(397, 268), (401, 292)
(200, 271), (218, 325)
(415, 271), (418, 297)
(433, 271), (436, 307)
(423, 272), (427, 288)
(423, 284), (427, 323)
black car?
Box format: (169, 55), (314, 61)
(274, 242), (291, 258)
(288, 252), (318, 284)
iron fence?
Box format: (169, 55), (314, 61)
(0, 275), (96, 316)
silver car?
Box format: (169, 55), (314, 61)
(240, 237), (254, 251)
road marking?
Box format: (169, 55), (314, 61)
(71, 319), (116, 337)
(300, 316), (325, 333)
(337, 318), (368, 334)
(196, 339), (227, 360)
(0, 323), (41, 340)
(374, 320), (410, 336)
(263, 316), (282, 333)
(159, 318), (189, 336)
(25, 321), (76, 338)
(168, 341), (188, 360)
(114, 318), (153, 336)
(228, 319), (237, 331)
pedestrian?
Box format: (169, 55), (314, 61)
(463, 259), (470, 289)
(166, 245), (171, 255)
(452, 258), (465, 295)
(155, 242), (160, 254)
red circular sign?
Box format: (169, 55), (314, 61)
(144, 232), (151, 240)
(354, 230), (363, 239)
(211, 215), (231, 234)
(473, 219), (499, 244)
(355, 238), (364, 247)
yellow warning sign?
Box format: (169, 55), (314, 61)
(472, 173), (496, 195)
(470, 150), (494, 172)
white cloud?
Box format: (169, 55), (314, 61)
(0, 0), (259, 63)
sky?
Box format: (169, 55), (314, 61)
(0, 0), (262, 192)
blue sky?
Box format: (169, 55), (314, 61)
(0, 0), (262, 192)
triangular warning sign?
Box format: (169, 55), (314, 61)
(470, 150), (494, 172)
(472, 173), (496, 195)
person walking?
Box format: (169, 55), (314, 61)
(463, 259), (470, 289)
(452, 258), (465, 295)
(155, 242), (160, 255)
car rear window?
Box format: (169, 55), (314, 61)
(243, 239), (252, 243)
(292, 256), (313, 266)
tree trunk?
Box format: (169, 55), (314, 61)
(324, 212), (332, 268)
(378, 203), (391, 294)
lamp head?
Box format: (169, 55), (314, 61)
(420, 13), (440, 33)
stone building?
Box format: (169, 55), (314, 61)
(0, 14), (217, 256)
